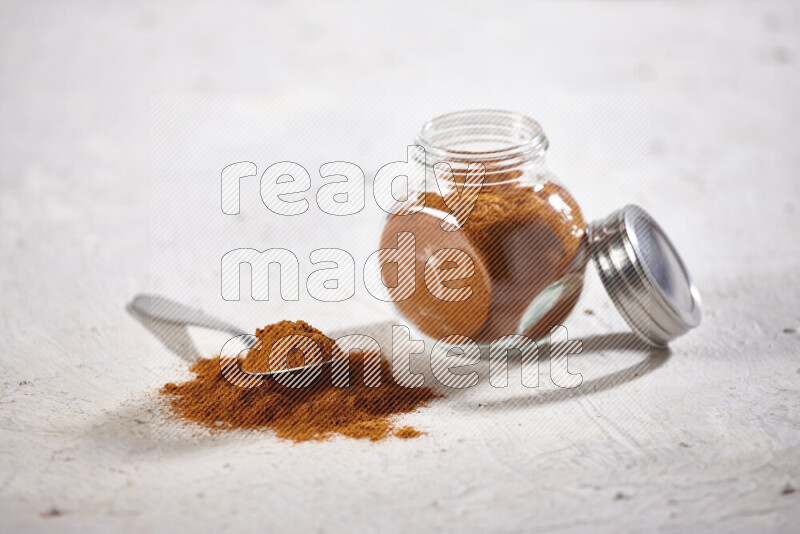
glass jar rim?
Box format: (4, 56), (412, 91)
(415, 109), (549, 164)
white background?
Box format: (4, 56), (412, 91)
(1, 1), (799, 533)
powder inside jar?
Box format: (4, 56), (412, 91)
(160, 320), (440, 442)
(381, 172), (588, 342)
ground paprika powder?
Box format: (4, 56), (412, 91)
(160, 320), (439, 441)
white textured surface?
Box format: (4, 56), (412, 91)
(1, 1), (799, 533)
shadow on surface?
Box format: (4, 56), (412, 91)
(475, 332), (670, 410)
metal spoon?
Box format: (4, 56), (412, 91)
(130, 294), (334, 377)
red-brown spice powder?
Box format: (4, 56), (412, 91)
(381, 174), (587, 342)
(160, 320), (440, 441)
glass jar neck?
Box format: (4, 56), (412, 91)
(414, 110), (549, 183)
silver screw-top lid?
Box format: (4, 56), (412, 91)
(588, 205), (702, 347)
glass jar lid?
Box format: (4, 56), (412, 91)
(588, 205), (702, 347)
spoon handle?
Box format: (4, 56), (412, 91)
(131, 294), (248, 338)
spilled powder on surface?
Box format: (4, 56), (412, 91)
(160, 320), (440, 442)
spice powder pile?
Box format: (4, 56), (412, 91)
(160, 320), (440, 442)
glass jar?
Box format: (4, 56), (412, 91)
(378, 110), (702, 347)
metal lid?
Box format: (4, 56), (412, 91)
(588, 205), (702, 347)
